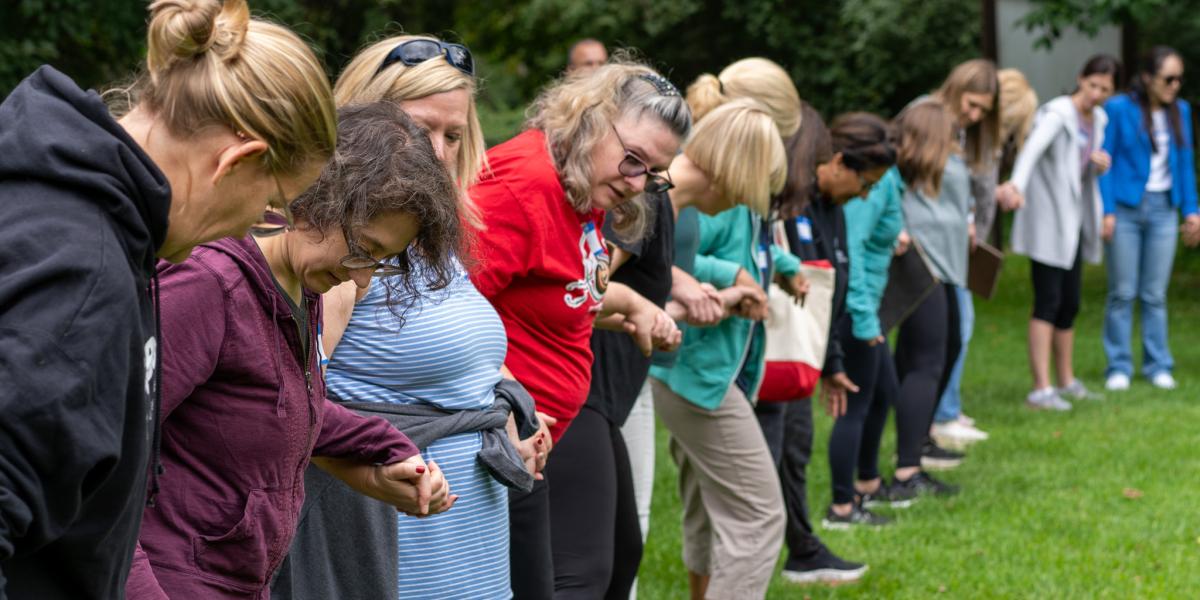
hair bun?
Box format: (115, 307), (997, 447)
(147, 0), (249, 74)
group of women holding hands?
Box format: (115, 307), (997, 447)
(1, 0), (1196, 598)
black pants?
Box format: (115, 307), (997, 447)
(893, 284), (961, 469)
(754, 399), (824, 565)
(509, 475), (553, 600)
(546, 406), (641, 599)
(828, 319), (897, 504)
(1031, 251), (1084, 329)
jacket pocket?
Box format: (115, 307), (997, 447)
(192, 489), (282, 587)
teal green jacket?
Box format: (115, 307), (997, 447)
(650, 205), (801, 410)
(843, 166), (904, 341)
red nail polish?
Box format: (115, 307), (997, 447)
(415, 466), (426, 474)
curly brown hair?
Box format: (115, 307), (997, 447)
(290, 101), (461, 325)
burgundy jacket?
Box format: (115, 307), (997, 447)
(126, 236), (418, 599)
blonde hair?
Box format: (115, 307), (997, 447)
(998, 68), (1038, 153)
(684, 99), (786, 215)
(137, 0), (336, 176)
(526, 61), (691, 239)
(334, 35), (486, 196)
(686, 57), (802, 137)
(896, 101), (957, 198)
(935, 58), (1001, 173)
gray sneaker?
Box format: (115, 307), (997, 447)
(1058, 379), (1101, 400)
(1027, 388), (1072, 411)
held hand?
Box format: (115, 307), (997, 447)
(819, 372), (859, 419)
(728, 285), (769, 321)
(968, 222), (978, 250)
(674, 278), (724, 326)
(776, 271), (810, 304)
(1090, 149), (1112, 174)
(996, 182), (1024, 211)
(1182, 214), (1200, 247)
(895, 230), (912, 256)
(375, 456), (456, 517)
(866, 335), (886, 347)
(1102, 215), (1116, 242)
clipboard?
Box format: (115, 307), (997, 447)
(880, 240), (940, 334)
(967, 241), (1004, 300)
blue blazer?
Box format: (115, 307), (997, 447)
(1099, 92), (1199, 216)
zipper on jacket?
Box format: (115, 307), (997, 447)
(724, 214), (769, 402)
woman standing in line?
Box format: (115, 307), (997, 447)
(1010, 55), (1120, 410)
(272, 36), (542, 600)
(931, 68), (1039, 446)
(550, 98), (779, 599)
(1100, 46), (1200, 392)
(127, 102), (459, 599)
(0, 0), (338, 595)
(469, 62), (690, 600)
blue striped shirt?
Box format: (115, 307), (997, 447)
(326, 259), (511, 599)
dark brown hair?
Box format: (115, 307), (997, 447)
(830, 112), (896, 172)
(774, 101), (831, 217)
(290, 101), (461, 324)
(1131, 46), (1185, 152)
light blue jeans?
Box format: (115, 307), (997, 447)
(1103, 190), (1178, 378)
(934, 285), (974, 423)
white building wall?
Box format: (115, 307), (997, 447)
(997, 0), (1122, 104)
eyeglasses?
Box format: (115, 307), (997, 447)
(610, 124), (674, 194)
(376, 39), (474, 77)
(339, 227), (408, 277)
(1161, 74), (1184, 87)
(249, 174), (295, 238)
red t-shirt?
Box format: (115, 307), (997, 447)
(469, 129), (607, 441)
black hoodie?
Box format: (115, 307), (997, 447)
(0, 66), (170, 598)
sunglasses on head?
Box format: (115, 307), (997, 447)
(376, 39), (475, 77)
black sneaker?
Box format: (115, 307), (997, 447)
(821, 504), (891, 530)
(891, 470), (959, 497)
(781, 543), (868, 585)
(921, 440), (965, 470)
(859, 481), (917, 509)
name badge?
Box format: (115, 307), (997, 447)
(795, 216), (813, 243)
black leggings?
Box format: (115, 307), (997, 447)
(546, 406), (641, 599)
(754, 398), (825, 563)
(509, 476), (553, 600)
(828, 318), (897, 504)
(1030, 252), (1084, 329)
(893, 284), (961, 469)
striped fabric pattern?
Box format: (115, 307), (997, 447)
(326, 260), (511, 599)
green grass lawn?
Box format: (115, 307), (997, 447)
(639, 247), (1200, 599)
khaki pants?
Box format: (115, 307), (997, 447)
(652, 379), (785, 600)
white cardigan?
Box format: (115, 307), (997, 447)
(1010, 95), (1107, 269)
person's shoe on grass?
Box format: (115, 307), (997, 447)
(1105, 372), (1131, 391)
(1027, 387), (1072, 411)
(1151, 372), (1177, 390)
(921, 439), (965, 470)
(890, 470), (959, 497)
(781, 543), (867, 586)
(1058, 378), (1102, 400)
(821, 503), (891, 530)
(931, 419), (989, 450)
(859, 480), (917, 509)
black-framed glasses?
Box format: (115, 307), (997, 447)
(611, 124), (674, 194)
(249, 174), (295, 237)
(339, 227), (408, 277)
(376, 39), (475, 77)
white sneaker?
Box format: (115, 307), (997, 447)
(1026, 387), (1072, 411)
(1105, 373), (1131, 391)
(1151, 372), (1177, 390)
(931, 420), (989, 450)
(1058, 379), (1102, 400)
(957, 414), (976, 427)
